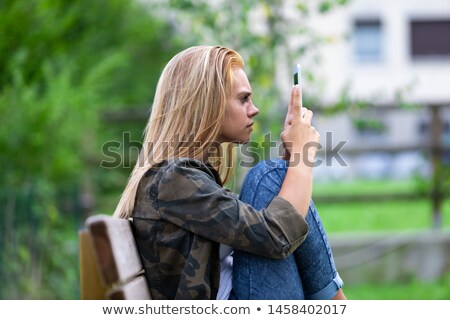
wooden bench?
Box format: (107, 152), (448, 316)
(78, 214), (151, 299)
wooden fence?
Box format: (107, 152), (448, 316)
(313, 103), (450, 229)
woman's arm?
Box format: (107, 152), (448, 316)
(278, 85), (320, 216)
(155, 159), (308, 259)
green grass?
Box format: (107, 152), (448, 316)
(314, 179), (419, 197)
(312, 178), (450, 232)
(316, 199), (450, 233)
(344, 272), (450, 300)
(312, 179), (450, 299)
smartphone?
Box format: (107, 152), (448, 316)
(293, 63), (301, 86)
(293, 63), (304, 112)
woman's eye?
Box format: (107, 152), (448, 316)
(241, 96), (249, 103)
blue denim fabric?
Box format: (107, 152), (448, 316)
(232, 159), (343, 300)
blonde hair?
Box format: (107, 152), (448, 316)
(114, 46), (244, 219)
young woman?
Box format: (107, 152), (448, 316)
(113, 45), (345, 300)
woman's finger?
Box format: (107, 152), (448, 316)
(302, 108), (313, 123)
(290, 85), (302, 119)
(285, 114), (293, 125)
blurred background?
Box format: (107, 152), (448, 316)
(0, 0), (449, 299)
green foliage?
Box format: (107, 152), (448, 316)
(318, 0), (349, 13)
(0, 0), (182, 299)
(0, 0), (177, 105)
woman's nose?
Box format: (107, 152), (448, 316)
(249, 104), (259, 117)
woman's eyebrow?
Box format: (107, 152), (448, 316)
(238, 90), (252, 97)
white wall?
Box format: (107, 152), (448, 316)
(307, 0), (450, 105)
(298, 0), (450, 181)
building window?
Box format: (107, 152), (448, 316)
(410, 20), (450, 59)
(353, 19), (383, 62)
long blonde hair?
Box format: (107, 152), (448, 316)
(114, 46), (244, 219)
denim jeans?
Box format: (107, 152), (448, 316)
(231, 159), (343, 300)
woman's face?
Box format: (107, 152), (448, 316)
(219, 68), (259, 143)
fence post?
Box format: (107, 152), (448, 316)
(430, 104), (443, 229)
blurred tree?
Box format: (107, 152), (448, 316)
(0, 0), (182, 298)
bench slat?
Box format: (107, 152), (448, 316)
(78, 229), (107, 299)
(86, 214), (144, 286)
(107, 275), (151, 300)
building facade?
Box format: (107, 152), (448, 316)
(306, 0), (450, 181)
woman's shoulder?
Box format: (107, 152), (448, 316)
(134, 158), (222, 216)
(164, 158), (222, 184)
(142, 158), (222, 185)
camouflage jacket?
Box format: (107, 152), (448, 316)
(132, 158), (308, 299)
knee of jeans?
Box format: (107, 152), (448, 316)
(241, 161), (267, 190)
(240, 160), (288, 205)
(246, 160), (287, 182)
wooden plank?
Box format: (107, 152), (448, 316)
(78, 229), (107, 299)
(86, 214), (144, 286)
(106, 275), (152, 300)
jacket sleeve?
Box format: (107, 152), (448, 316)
(157, 160), (308, 259)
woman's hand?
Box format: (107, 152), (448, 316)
(281, 85), (320, 165)
(278, 85), (320, 216)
